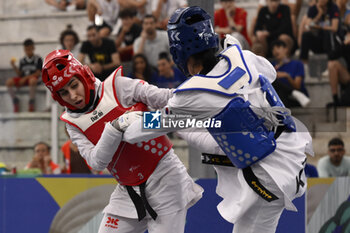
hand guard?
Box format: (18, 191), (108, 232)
(111, 111), (143, 132)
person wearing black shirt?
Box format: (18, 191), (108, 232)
(254, 0), (295, 58)
(299, 0), (340, 63)
(78, 25), (120, 81)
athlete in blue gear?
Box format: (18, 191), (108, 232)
(122, 6), (314, 233)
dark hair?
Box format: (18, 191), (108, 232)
(190, 48), (219, 75)
(23, 38), (34, 47)
(328, 138), (344, 147)
(143, 14), (156, 23)
(271, 39), (287, 49)
(34, 141), (50, 151)
(59, 24), (80, 48)
(131, 54), (155, 82)
(158, 52), (171, 62)
(87, 24), (98, 31)
(119, 8), (137, 19)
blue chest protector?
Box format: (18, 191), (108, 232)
(175, 46), (296, 168)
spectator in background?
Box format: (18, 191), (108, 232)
(128, 53), (158, 82)
(271, 40), (310, 107)
(250, 0), (300, 38)
(326, 25), (350, 106)
(78, 25), (120, 81)
(152, 0), (188, 30)
(45, 0), (86, 11)
(318, 138), (350, 177)
(214, 0), (251, 50)
(61, 140), (92, 174)
(58, 24), (81, 57)
(299, 0), (341, 65)
(253, 0), (295, 58)
(152, 52), (186, 88)
(115, 8), (142, 62)
(133, 14), (169, 68)
(25, 142), (60, 174)
(118, 0), (151, 21)
(6, 39), (42, 112)
(87, 0), (120, 37)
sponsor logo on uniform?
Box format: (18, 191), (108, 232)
(251, 181), (272, 200)
(105, 217), (119, 229)
(90, 110), (104, 122)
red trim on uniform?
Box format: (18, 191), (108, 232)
(60, 111), (85, 134)
(112, 67), (130, 110)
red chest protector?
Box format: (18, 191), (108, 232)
(61, 67), (173, 186)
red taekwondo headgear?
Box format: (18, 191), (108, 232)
(42, 50), (96, 110)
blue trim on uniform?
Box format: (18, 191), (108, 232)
(218, 66), (246, 89)
(174, 44), (252, 95)
(174, 87), (239, 97)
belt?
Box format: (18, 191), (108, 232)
(201, 125), (286, 202)
(126, 182), (158, 221)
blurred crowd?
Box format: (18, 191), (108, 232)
(2, 0), (350, 175)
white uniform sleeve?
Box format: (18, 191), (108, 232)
(123, 91), (228, 144)
(66, 122), (122, 171)
(115, 76), (173, 109)
(176, 128), (224, 155)
(243, 50), (277, 83)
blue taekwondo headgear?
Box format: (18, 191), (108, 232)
(167, 6), (219, 76)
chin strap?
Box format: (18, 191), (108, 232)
(70, 90), (98, 113)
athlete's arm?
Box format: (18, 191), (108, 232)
(66, 122), (122, 171)
(114, 75), (174, 109)
(176, 128), (224, 155)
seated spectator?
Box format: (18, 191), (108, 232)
(317, 138), (350, 177)
(61, 140), (92, 174)
(128, 53), (158, 82)
(254, 0), (301, 37)
(25, 142), (61, 174)
(299, 0), (341, 65)
(133, 14), (169, 68)
(152, 52), (186, 88)
(45, 0), (86, 11)
(336, 0), (348, 20)
(115, 8), (142, 62)
(253, 0), (295, 58)
(305, 163), (319, 177)
(152, 0), (188, 30)
(214, 0), (251, 50)
(58, 24), (81, 57)
(87, 0), (120, 37)
(6, 39), (42, 112)
(326, 26), (350, 106)
(271, 40), (310, 107)
(118, 0), (151, 21)
(78, 25), (120, 81)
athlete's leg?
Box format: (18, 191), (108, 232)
(233, 168), (285, 233)
(147, 209), (187, 233)
(98, 213), (147, 233)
